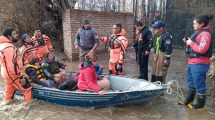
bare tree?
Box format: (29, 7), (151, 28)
(74, 0), (133, 13)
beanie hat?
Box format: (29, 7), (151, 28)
(21, 33), (29, 41)
(82, 18), (90, 25)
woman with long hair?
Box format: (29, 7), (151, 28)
(179, 14), (214, 109)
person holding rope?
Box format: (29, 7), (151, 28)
(0, 27), (32, 105)
(100, 23), (128, 76)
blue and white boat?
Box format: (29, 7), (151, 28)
(17, 75), (167, 108)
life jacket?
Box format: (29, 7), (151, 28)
(32, 35), (46, 47)
(185, 30), (213, 58)
(109, 29), (128, 64)
(19, 45), (37, 65)
(31, 34), (53, 61)
(25, 64), (46, 82)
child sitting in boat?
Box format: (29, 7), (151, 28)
(78, 53), (110, 95)
(25, 58), (56, 88)
(41, 52), (68, 85)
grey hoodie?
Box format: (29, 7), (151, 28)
(74, 26), (100, 50)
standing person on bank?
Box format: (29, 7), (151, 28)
(74, 18), (100, 62)
(178, 15), (213, 109)
(151, 20), (173, 83)
(133, 21), (152, 80)
(100, 23), (128, 76)
(151, 11), (163, 25)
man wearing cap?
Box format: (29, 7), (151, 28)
(151, 20), (173, 83)
(74, 18), (100, 62)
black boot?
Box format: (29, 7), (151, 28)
(157, 76), (164, 83)
(151, 75), (156, 82)
(109, 70), (113, 74)
(138, 76), (144, 79)
(188, 93), (206, 109)
(178, 88), (196, 105)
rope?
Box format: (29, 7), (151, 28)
(164, 80), (185, 101)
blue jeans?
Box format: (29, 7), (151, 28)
(186, 64), (210, 94)
(44, 80), (57, 88)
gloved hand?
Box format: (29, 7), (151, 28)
(117, 64), (122, 69)
(50, 74), (54, 80)
(21, 77), (31, 89)
(163, 59), (170, 68)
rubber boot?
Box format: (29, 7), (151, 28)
(151, 75), (156, 82)
(157, 76), (164, 83)
(118, 72), (125, 77)
(188, 93), (206, 109)
(109, 70), (113, 74)
(178, 88), (196, 105)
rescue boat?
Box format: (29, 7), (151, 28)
(16, 75), (167, 108)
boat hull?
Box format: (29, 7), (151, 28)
(16, 75), (167, 107)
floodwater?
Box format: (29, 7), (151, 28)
(0, 48), (215, 120)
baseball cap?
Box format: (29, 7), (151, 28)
(152, 20), (165, 29)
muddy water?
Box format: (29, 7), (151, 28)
(0, 48), (215, 120)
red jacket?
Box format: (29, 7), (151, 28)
(188, 26), (212, 64)
(78, 62), (100, 93)
(0, 36), (23, 82)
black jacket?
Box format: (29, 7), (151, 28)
(133, 26), (152, 52)
(152, 30), (173, 60)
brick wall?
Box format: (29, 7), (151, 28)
(62, 9), (134, 61)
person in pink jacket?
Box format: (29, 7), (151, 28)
(0, 28), (32, 105)
(78, 53), (110, 95)
(178, 15), (214, 109)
